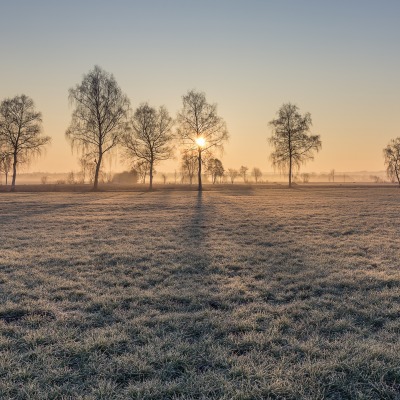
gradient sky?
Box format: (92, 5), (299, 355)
(1, 0), (399, 173)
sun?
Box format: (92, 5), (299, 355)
(195, 137), (206, 147)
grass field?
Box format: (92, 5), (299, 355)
(1, 186), (400, 399)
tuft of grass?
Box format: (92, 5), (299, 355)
(1, 187), (400, 399)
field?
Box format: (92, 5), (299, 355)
(1, 186), (400, 399)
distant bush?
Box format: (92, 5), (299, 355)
(56, 180), (66, 185)
(112, 170), (139, 184)
(41, 176), (48, 185)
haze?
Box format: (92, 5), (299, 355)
(1, 0), (399, 173)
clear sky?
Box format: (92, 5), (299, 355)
(1, 0), (399, 173)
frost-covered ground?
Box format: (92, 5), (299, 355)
(1, 187), (400, 399)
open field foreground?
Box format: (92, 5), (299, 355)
(1, 187), (400, 399)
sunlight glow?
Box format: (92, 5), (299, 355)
(196, 137), (206, 148)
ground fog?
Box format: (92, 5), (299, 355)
(0, 187), (400, 399)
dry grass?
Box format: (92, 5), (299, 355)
(1, 186), (400, 399)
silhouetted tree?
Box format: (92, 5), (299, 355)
(0, 145), (12, 185)
(228, 168), (239, 184)
(269, 103), (321, 188)
(252, 167), (262, 183)
(0, 95), (51, 190)
(177, 90), (228, 191)
(122, 103), (174, 190)
(134, 160), (151, 184)
(161, 173), (167, 184)
(180, 150), (198, 184)
(66, 66), (130, 191)
(239, 165), (248, 182)
(207, 158), (224, 184)
(383, 138), (400, 187)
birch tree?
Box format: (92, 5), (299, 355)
(269, 103), (321, 187)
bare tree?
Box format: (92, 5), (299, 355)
(134, 160), (151, 184)
(269, 103), (321, 188)
(300, 172), (310, 183)
(228, 168), (239, 184)
(66, 66), (130, 191)
(177, 90), (228, 191)
(180, 150), (198, 184)
(161, 173), (167, 184)
(0, 145), (12, 185)
(0, 95), (51, 190)
(383, 138), (400, 187)
(252, 167), (262, 183)
(328, 169), (335, 182)
(207, 158), (224, 184)
(239, 165), (248, 182)
(122, 103), (174, 190)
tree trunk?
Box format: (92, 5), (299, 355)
(11, 152), (17, 191)
(93, 154), (102, 191)
(5, 172), (8, 185)
(288, 155), (292, 188)
(149, 160), (153, 191)
(197, 148), (202, 191)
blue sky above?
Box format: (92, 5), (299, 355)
(1, 0), (399, 172)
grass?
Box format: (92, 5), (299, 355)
(0, 186), (400, 399)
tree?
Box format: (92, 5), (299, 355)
(0, 95), (51, 190)
(300, 172), (310, 183)
(122, 103), (174, 190)
(252, 167), (262, 183)
(66, 65), (130, 191)
(207, 158), (224, 184)
(177, 90), (228, 191)
(161, 173), (167, 184)
(228, 168), (239, 184)
(134, 160), (151, 184)
(180, 150), (198, 184)
(239, 165), (248, 182)
(269, 103), (321, 188)
(0, 145), (12, 185)
(383, 138), (400, 187)
(328, 169), (335, 182)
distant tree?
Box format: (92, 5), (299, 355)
(369, 175), (382, 183)
(383, 138), (400, 187)
(239, 165), (248, 182)
(40, 175), (48, 185)
(0, 95), (51, 191)
(269, 103), (321, 188)
(300, 172), (310, 183)
(0, 146), (12, 185)
(161, 173), (167, 184)
(177, 89), (228, 191)
(66, 66), (130, 191)
(67, 171), (75, 185)
(134, 160), (151, 184)
(228, 168), (239, 184)
(252, 167), (262, 183)
(122, 103), (174, 191)
(207, 158), (224, 184)
(180, 150), (198, 184)
(328, 169), (335, 182)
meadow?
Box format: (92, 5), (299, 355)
(0, 186), (400, 399)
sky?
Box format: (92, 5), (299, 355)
(1, 0), (399, 174)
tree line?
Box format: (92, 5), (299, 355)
(1, 65), (400, 190)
